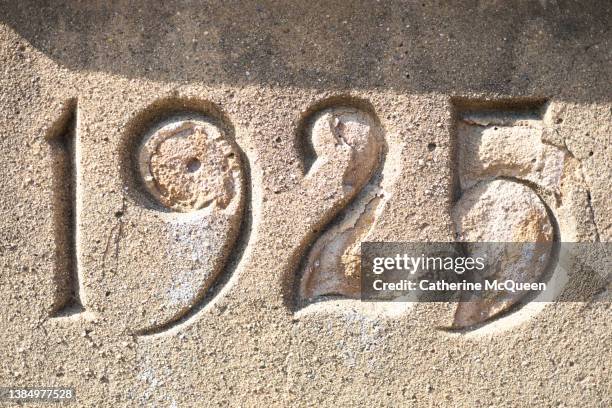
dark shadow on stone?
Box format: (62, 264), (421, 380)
(0, 0), (610, 101)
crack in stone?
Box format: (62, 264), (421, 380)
(102, 194), (126, 274)
(549, 131), (601, 242)
(299, 185), (384, 301)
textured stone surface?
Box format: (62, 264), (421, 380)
(299, 108), (383, 302)
(0, 1), (610, 407)
(138, 118), (242, 213)
(457, 112), (566, 192)
(307, 107), (381, 190)
(453, 179), (553, 243)
(452, 179), (554, 327)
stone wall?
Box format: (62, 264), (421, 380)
(0, 1), (610, 406)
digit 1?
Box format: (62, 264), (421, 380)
(47, 100), (85, 317)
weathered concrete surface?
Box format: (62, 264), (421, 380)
(452, 179), (554, 327)
(0, 1), (610, 407)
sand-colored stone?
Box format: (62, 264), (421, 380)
(138, 118), (242, 213)
(457, 112), (566, 192)
(452, 179), (554, 328)
(0, 2), (610, 407)
(307, 107), (382, 190)
(453, 179), (553, 243)
(299, 108), (384, 302)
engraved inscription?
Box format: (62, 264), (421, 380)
(137, 118), (242, 213)
(450, 102), (559, 329)
(47, 100), (85, 317)
(125, 112), (248, 336)
(297, 106), (386, 306)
